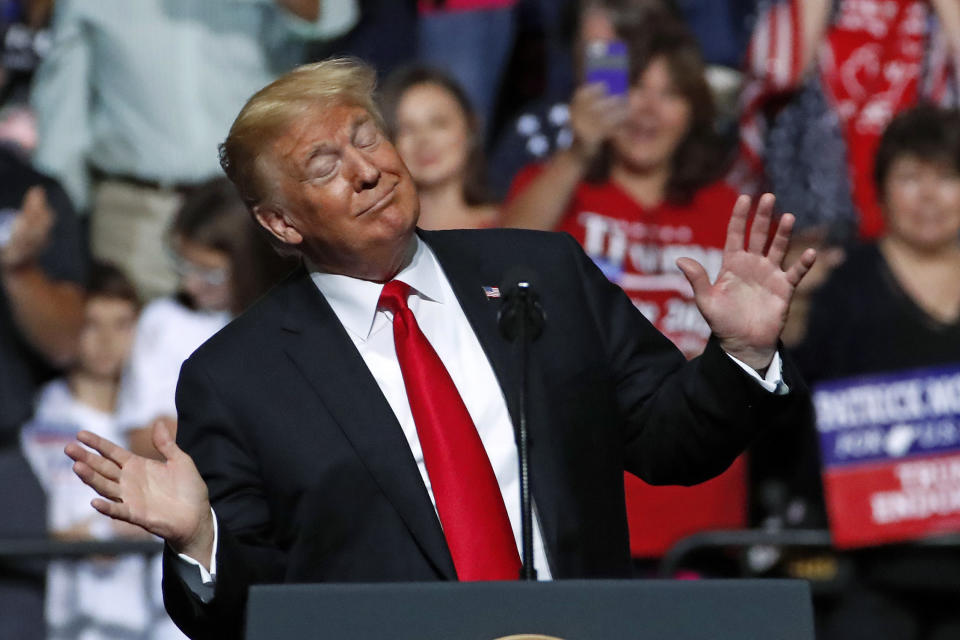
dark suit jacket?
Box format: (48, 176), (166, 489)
(163, 229), (804, 639)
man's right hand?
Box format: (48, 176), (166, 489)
(64, 420), (215, 570)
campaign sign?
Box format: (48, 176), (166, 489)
(813, 364), (960, 548)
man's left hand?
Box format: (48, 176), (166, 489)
(676, 193), (817, 372)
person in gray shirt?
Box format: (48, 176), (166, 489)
(30, 0), (357, 300)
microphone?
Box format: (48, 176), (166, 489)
(496, 266), (545, 581)
(497, 267), (546, 342)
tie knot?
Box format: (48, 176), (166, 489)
(379, 279), (411, 314)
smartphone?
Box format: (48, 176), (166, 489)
(584, 39), (629, 96)
(0, 208), (19, 248)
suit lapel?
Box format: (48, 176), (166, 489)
(421, 231), (522, 431)
(277, 269), (456, 579)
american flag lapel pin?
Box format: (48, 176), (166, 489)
(482, 286), (501, 299)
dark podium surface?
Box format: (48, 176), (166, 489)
(245, 579), (814, 639)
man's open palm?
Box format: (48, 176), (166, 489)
(676, 193), (817, 371)
(65, 421), (215, 566)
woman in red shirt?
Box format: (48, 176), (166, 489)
(503, 12), (747, 562)
(503, 13), (736, 359)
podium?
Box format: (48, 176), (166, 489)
(245, 579), (814, 639)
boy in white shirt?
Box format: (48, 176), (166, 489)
(21, 262), (185, 639)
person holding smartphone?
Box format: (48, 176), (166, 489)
(500, 12), (748, 564)
(502, 13), (735, 360)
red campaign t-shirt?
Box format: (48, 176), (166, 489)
(509, 165), (737, 358)
(508, 166), (747, 557)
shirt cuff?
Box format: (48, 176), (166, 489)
(726, 351), (789, 395)
(176, 507), (218, 589)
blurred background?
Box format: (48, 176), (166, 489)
(2, 1), (960, 638)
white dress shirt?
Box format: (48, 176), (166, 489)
(178, 236), (786, 591)
(308, 237), (554, 579)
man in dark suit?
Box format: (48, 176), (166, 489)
(66, 58), (816, 640)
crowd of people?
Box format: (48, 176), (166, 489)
(1, 0), (959, 639)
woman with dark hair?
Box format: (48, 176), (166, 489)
(772, 104), (960, 640)
(503, 9), (751, 570)
(379, 66), (499, 230)
(114, 178), (292, 458)
(502, 13), (735, 358)
(800, 104), (960, 383)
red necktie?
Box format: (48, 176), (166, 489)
(379, 280), (521, 581)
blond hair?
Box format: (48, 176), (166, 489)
(219, 57), (383, 208)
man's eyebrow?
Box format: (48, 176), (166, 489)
(303, 114), (373, 162)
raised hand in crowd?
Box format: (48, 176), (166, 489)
(1, 185), (84, 365)
(501, 82), (628, 232)
(568, 82), (630, 162)
(675, 193), (816, 371)
(1, 186), (53, 270)
(64, 420), (215, 570)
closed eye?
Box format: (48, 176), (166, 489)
(354, 120), (381, 149)
(305, 155), (339, 181)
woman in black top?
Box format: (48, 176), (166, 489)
(801, 108), (960, 382)
(789, 105), (960, 640)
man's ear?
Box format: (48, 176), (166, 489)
(253, 204), (304, 246)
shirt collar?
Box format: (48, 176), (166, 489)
(307, 236), (446, 341)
